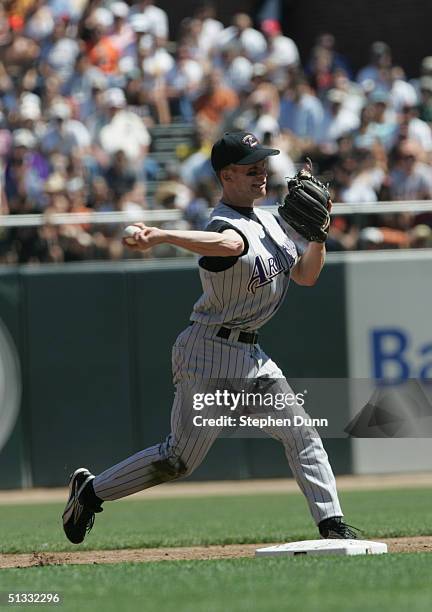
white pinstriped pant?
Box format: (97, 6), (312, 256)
(93, 322), (343, 524)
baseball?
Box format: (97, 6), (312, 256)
(123, 225), (140, 246)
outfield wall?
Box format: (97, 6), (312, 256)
(0, 252), (430, 489)
(345, 250), (432, 474)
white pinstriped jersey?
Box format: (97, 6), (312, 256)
(190, 203), (299, 331)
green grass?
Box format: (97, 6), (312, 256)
(0, 487), (432, 554)
(0, 555), (431, 612)
(1, 487), (431, 612)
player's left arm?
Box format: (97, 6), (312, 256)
(290, 242), (326, 286)
(285, 196), (332, 286)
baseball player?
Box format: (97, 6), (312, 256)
(62, 131), (357, 544)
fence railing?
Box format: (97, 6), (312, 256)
(0, 201), (431, 228)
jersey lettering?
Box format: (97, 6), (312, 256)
(247, 254), (289, 294)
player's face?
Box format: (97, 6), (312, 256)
(232, 159), (268, 198)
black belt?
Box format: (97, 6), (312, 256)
(216, 326), (258, 344)
(189, 321), (258, 344)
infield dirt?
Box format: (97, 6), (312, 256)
(1, 473), (431, 569)
(1, 537), (432, 569)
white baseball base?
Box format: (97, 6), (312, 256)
(255, 539), (388, 557)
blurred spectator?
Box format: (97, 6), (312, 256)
(43, 172), (69, 212)
(332, 69), (364, 115)
(86, 11), (120, 75)
(307, 45), (334, 97)
(193, 70), (239, 130)
(120, 181), (147, 213)
(151, 164), (192, 255)
(129, 0), (169, 42)
(279, 75), (324, 146)
(418, 77), (432, 123)
(388, 66), (418, 113)
(340, 148), (386, 203)
(42, 97), (91, 156)
(88, 176), (115, 212)
(334, 155), (380, 203)
(105, 150), (137, 201)
(365, 90), (398, 151)
(123, 73), (153, 123)
(176, 17), (202, 61)
(248, 63), (280, 119)
(261, 19), (299, 72)
(222, 47), (253, 93)
(241, 100), (279, 142)
(184, 182), (212, 230)
(5, 128), (49, 210)
(4, 28), (40, 78)
(64, 53), (107, 120)
(18, 91), (42, 126)
(353, 105), (376, 150)
(140, 35), (174, 88)
(218, 13), (267, 63)
(356, 41), (392, 90)
(264, 132), (296, 184)
(44, 16), (80, 83)
(180, 130), (213, 189)
(308, 33), (352, 78)
(411, 55), (432, 96)
(98, 87), (151, 164)
(398, 104), (432, 153)
(194, 1), (223, 58)
(317, 89), (360, 153)
(108, 2), (135, 56)
(166, 44), (204, 121)
(25, 0), (54, 41)
(154, 163), (192, 210)
(389, 140), (432, 200)
(139, 34), (174, 122)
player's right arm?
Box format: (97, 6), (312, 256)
(123, 223), (245, 257)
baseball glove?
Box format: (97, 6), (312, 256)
(278, 159), (331, 243)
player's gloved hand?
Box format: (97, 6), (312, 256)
(278, 159), (331, 243)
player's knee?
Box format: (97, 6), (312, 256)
(178, 457), (199, 477)
(152, 456), (188, 481)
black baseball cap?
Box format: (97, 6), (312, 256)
(211, 131), (279, 172)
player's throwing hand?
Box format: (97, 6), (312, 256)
(122, 223), (164, 251)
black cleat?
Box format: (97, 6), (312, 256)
(62, 468), (103, 544)
(318, 517), (360, 539)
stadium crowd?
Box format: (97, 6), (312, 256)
(1, 0), (432, 263)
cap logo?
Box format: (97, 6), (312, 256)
(242, 134), (258, 148)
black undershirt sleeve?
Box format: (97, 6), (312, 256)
(198, 220), (249, 272)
